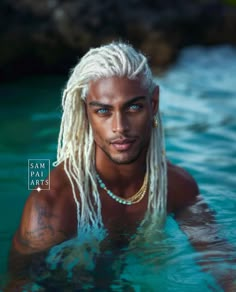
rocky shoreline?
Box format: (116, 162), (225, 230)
(1, 0), (236, 81)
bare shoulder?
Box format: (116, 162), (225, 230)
(12, 163), (77, 255)
(167, 161), (199, 213)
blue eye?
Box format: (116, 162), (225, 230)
(128, 104), (142, 111)
(96, 108), (109, 115)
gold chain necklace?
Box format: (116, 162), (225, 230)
(95, 172), (148, 205)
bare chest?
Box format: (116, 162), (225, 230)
(56, 189), (149, 243)
(100, 193), (149, 238)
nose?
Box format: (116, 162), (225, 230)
(112, 112), (129, 133)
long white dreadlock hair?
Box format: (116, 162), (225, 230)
(54, 41), (167, 241)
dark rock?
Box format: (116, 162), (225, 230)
(0, 0), (236, 81)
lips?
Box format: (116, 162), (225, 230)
(110, 138), (135, 151)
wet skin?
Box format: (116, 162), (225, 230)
(7, 77), (236, 291)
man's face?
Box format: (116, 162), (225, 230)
(86, 76), (159, 165)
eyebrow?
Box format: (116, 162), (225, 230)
(88, 96), (147, 108)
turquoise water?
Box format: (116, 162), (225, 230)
(0, 45), (236, 290)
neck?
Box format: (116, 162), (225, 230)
(95, 148), (147, 198)
(96, 149), (147, 178)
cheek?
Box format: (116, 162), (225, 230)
(136, 114), (152, 131)
(89, 118), (109, 142)
(139, 118), (153, 141)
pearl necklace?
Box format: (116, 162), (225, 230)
(95, 172), (148, 205)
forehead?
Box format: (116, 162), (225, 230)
(86, 76), (149, 103)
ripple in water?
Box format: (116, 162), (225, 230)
(1, 46), (236, 290)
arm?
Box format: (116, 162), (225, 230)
(6, 190), (67, 290)
(169, 164), (236, 291)
(175, 197), (236, 291)
(12, 190), (67, 253)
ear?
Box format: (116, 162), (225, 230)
(151, 86), (159, 115)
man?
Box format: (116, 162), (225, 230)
(8, 42), (235, 290)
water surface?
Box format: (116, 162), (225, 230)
(0, 45), (236, 290)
